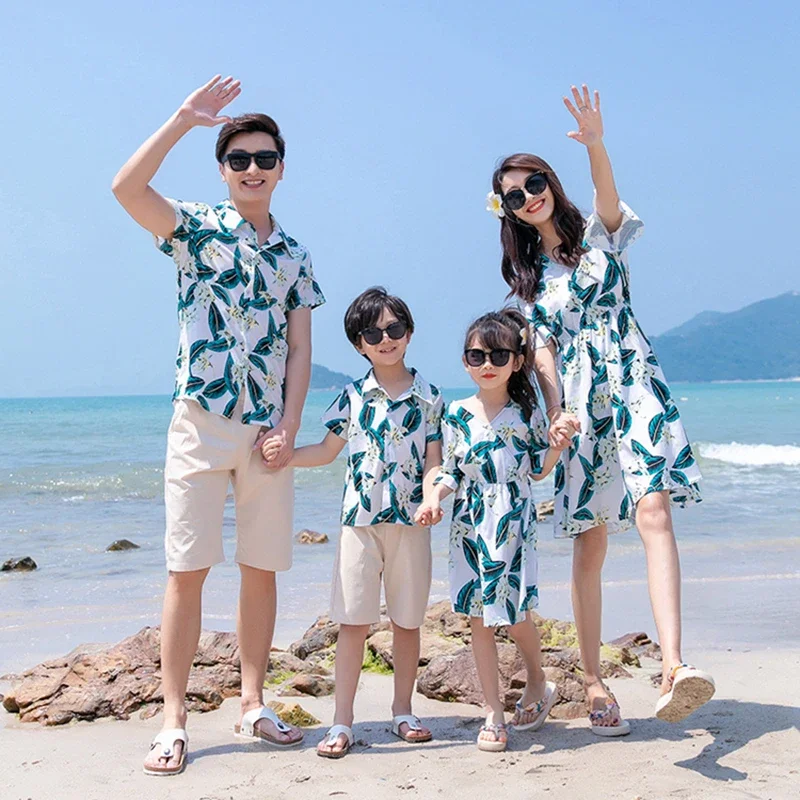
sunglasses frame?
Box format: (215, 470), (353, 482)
(221, 150), (282, 172)
(360, 320), (409, 346)
(463, 348), (517, 368)
(502, 172), (548, 212)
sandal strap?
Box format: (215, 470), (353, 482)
(325, 724), (354, 746)
(668, 662), (693, 685)
(589, 699), (621, 722)
(240, 706), (291, 738)
(393, 714), (422, 731)
(149, 728), (188, 758)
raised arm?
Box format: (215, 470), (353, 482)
(111, 75), (241, 238)
(563, 84), (623, 234)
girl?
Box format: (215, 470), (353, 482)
(415, 309), (577, 752)
(487, 84), (715, 734)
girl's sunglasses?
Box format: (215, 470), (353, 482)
(221, 150), (281, 171)
(361, 321), (408, 346)
(502, 172), (548, 212)
(464, 348), (516, 368)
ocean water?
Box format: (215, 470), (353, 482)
(1, 382), (799, 675)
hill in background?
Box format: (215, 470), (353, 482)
(652, 291), (799, 382)
(310, 363), (353, 390)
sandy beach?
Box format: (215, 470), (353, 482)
(3, 647), (798, 800)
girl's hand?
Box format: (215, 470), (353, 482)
(414, 500), (443, 527)
(177, 75), (241, 129)
(548, 411), (580, 450)
(259, 433), (287, 465)
(563, 84), (603, 148)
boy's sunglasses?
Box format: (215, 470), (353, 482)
(221, 150), (281, 171)
(464, 348), (516, 368)
(361, 321), (408, 346)
(502, 172), (548, 212)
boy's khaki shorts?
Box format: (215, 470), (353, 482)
(330, 523), (432, 630)
(164, 398), (294, 573)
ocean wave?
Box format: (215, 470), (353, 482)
(699, 442), (800, 467)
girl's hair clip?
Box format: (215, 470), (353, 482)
(519, 326), (528, 346)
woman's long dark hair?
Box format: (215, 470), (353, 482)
(492, 153), (587, 304)
(464, 308), (537, 421)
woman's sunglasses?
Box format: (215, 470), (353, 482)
(502, 172), (548, 212)
(464, 348), (516, 368)
(361, 321), (408, 346)
(221, 150), (281, 171)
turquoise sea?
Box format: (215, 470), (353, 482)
(1, 382), (799, 676)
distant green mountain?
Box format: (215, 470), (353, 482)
(652, 291), (800, 382)
(310, 363), (353, 390)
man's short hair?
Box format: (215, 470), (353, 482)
(215, 113), (286, 161)
(344, 287), (415, 348)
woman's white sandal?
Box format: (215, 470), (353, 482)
(655, 663), (716, 722)
(511, 681), (558, 732)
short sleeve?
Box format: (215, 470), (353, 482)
(286, 253), (326, 312)
(321, 388), (351, 439)
(434, 410), (463, 491)
(521, 301), (555, 348)
(425, 393), (444, 444)
(528, 409), (549, 476)
(154, 199), (210, 255)
(584, 199), (643, 254)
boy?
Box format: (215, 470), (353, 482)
(262, 287), (442, 758)
(112, 75), (324, 775)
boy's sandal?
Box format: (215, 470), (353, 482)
(316, 724), (355, 759)
(234, 706), (304, 748)
(142, 728), (188, 777)
(511, 681), (558, 732)
(587, 686), (631, 737)
(391, 714), (433, 743)
(477, 723), (508, 752)
(655, 663), (716, 723)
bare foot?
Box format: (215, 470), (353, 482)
(143, 733), (185, 774)
(585, 681), (623, 728)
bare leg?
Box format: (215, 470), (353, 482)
(507, 614), (546, 723)
(237, 565), (301, 744)
(635, 491), (683, 692)
(317, 623), (370, 756)
(470, 617), (508, 747)
(143, 568), (208, 772)
(391, 621), (431, 740)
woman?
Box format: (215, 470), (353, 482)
(487, 84), (715, 734)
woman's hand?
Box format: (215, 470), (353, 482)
(563, 84), (603, 148)
(414, 499), (443, 527)
(548, 410), (580, 450)
(176, 75), (241, 129)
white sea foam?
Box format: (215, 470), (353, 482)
(699, 441), (800, 467)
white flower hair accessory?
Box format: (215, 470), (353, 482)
(486, 191), (505, 219)
(519, 326), (528, 346)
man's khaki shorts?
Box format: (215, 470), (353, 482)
(330, 523), (432, 630)
(164, 399), (294, 573)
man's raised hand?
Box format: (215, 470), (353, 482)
(177, 75), (242, 128)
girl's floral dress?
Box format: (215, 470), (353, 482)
(437, 399), (548, 627)
(521, 202), (702, 539)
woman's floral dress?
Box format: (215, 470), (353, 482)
(521, 202), (702, 539)
(437, 399), (548, 627)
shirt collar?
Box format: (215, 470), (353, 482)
(361, 368), (435, 404)
(215, 200), (303, 257)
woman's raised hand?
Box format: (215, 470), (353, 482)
(177, 75), (242, 128)
(563, 84), (603, 148)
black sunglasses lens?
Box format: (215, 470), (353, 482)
(525, 173), (547, 196)
(464, 350), (485, 367)
(254, 153), (278, 170)
(503, 190), (526, 211)
(227, 154), (250, 171)
(362, 328), (383, 345)
(490, 350), (512, 367)
(386, 322), (407, 340)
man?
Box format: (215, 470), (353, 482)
(112, 75), (325, 776)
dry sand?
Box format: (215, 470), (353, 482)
(3, 648), (799, 800)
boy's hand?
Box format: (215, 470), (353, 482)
(414, 500), (443, 527)
(177, 75), (241, 129)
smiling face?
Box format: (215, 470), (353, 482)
(356, 307), (412, 368)
(219, 131), (284, 205)
(499, 168), (556, 228)
(463, 333), (522, 391)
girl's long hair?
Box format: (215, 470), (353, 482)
(464, 308), (537, 421)
(492, 153), (587, 304)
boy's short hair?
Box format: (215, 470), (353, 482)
(215, 113), (286, 161)
(344, 287), (415, 348)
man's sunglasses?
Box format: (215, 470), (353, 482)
(502, 172), (548, 212)
(361, 321), (408, 346)
(464, 348), (517, 368)
(221, 150), (281, 171)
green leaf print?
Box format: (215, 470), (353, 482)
(618, 307), (630, 340)
(573, 508), (595, 522)
(509, 546), (523, 574)
(596, 293), (616, 308)
(371, 507), (396, 525)
(619, 494), (631, 520)
(211, 284), (232, 306)
(455, 579), (479, 614)
(359, 491), (372, 512)
(402, 405), (422, 434)
(579, 455), (596, 479)
(223, 395), (239, 417)
(206, 336), (233, 352)
(593, 416), (613, 439)
(223, 355), (235, 393)
(202, 378), (228, 399)
(185, 376), (204, 394)
(577, 479), (594, 509)
(253, 265), (266, 297)
(669, 469), (690, 486)
(462, 538), (480, 576)
(554, 460), (565, 494)
(343, 505), (358, 527)
(672, 445), (696, 470)
(648, 412), (665, 446)
(521, 585), (539, 609)
(650, 377), (672, 410)
(196, 395), (210, 411)
(505, 600), (518, 625)
(615, 402), (632, 437)
(390, 483), (411, 525)
(249, 354), (268, 373)
(217, 267), (240, 289)
(631, 439), (667, 474)
(496, 504), (524, 548)
(469, 486), (486, 526)
(189, 339), (208, 364)
(508, 572), (521, 592)
(449, 408), (473, 440)
(664, 403), (680, 423)
(602, 260), (620, 293)
(483, 576), (501, 605)
(246, 373), (263, 405)
(208, 304), (224, 338)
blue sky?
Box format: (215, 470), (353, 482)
(2, 0), (797, 395)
